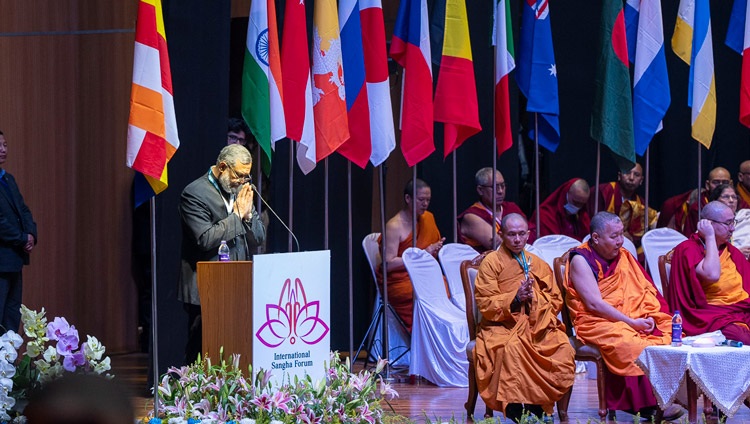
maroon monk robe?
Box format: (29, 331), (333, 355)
(668, 234), (750, 344)
(657, 190), (692, 229)
(530, 178), (590, 242)
(457, 201), (526, 253)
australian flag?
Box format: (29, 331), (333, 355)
(516, 0), (560, 152)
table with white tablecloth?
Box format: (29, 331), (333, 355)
(636, 345), (750, 422)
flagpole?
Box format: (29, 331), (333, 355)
(256, 143), (263, 254)
(412, 167), (417, 247)
(378, 165), (391, 378)
(325, 158), (329, 250)
(594, 142), (601, 215)
(149, 197), (160, 417)
(347, 160), (354, 367)
(534, 114), (541, 236)
(697, 144), (703, 216)
(452, 152), (458, 243)
(289, 141), (294, 252)
(492, 135), (497, 250)
(644, 147), (650, 237)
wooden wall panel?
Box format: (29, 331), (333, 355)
(0, 1), (138, 352)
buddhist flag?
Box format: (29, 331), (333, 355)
(434, 0), (481, 157)
(625, 0), (670, 156)
(726, 0), (750, 128)
(494, 0), (515, 156)
(126, 0), (180, 206)
(312, 0), (350, 161)
(338, 0), (372, 168)
(591, 0), (635, 170)
(672, 0), (716, 148)
(242, 0), (286, 176)
(360, 0), (395, 166)
(281, 0), (317, 174)
(390, 0), (435, 166)
(516, 0), (560, 152)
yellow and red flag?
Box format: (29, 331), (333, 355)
(126, 0), (180, 205)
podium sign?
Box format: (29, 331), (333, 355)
(252, 250), (331, 385)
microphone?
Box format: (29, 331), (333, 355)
(249, 183), (300, 252)
(721, 339), (744, 348)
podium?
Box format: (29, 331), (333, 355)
(197, 261), (253, 372)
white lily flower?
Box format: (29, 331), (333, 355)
(84, 335), (105, 361)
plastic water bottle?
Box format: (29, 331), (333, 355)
(218, 240), (230, 262)
(671, 310), (683, 347)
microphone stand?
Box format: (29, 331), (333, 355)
(250, 184), (300, 252)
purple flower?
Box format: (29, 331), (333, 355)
(46, 317), (72, 341)
(56, 331), (80, 356)
(62, 351), (86, 372)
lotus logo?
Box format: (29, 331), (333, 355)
(256, 277), (329, 348)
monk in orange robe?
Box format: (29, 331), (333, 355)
(566, 212), (680, 420)
(668, 201), (750, 344)
(377, 179), (445, 333)
(458, 167), (526, 253)
(474, 213), (575, 421)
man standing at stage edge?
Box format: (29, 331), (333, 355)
(179, 144), (266, 364)
(0, 130), (37, 332)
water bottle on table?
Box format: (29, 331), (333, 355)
(671, 310), (682, 347)
(218, 240), (230, 261)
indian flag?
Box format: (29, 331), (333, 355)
(242, 0), (285, 175)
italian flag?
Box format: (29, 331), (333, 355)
(494, 0), (514, 155)
(242, 0), (285, 176)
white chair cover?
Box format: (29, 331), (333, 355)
(582, 234), (638, 258)
(438, 243), (480, 312)
(641, 228), (687, 294)
(362, 233), (410, 366)
(532, 234), (581, 267)
(403, 247), (469, 387)
(523, 243), (543, 257)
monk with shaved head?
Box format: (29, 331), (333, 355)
(530, 178), (591, 241)
(658, 167), (732, 236)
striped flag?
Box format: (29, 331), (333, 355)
(672, 0), (716, 148)
(126, 0), (180, 206)
(625, 0), (670, 155)
(242, 0), (286, 176)
(281, 0), (317, 174)
(312, 0), (350, 162)
(390, 0), (435, 166)
(726, 0), (750, 128)
(434, 0), (481, 157)
(516, 0), (560, 152)
(360, 0), (395, 166)
(338, 0), (372, 168)
(494, 0), (515, 156)
(591, 0), (635, 170)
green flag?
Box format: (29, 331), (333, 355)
(591, 0), (635, 171)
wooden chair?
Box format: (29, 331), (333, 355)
(460, 251), (492, 420)
(553, 251), (608, 421)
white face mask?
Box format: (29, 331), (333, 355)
(564, 194), (581, 215)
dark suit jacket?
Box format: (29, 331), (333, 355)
(0, 170), (37, 273)
(178, 173), (266, 305)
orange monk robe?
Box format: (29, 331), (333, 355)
(376, 211), (442, 333)
(565, 243), (672, 376)
(474, 247), (575, 414)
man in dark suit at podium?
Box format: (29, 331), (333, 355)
(179, 144), (266, 364)
(0, 130), (37, 333)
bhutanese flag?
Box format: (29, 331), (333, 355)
(494, 0), (515, 156)
(591, 0), (635, 171)
(242, 0), (286, 175)
(312, 0), (350, 161)
(433, 0), (481, 157)
(726, 0), (750, 128)
(672, 0), (716, 148)
(126, 0), (180, 206)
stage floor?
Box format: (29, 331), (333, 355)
(113, 353), (750, 423)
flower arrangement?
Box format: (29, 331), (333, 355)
(0, 305), (112, 423)
(145, 351), (398, 424)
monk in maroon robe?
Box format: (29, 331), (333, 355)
(530, 178), (590, 241)
(658, 167), (732, 236)
(458, 167), (526, 253)
(668, 201), (750, 344)
(736, 160), (750, 209)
